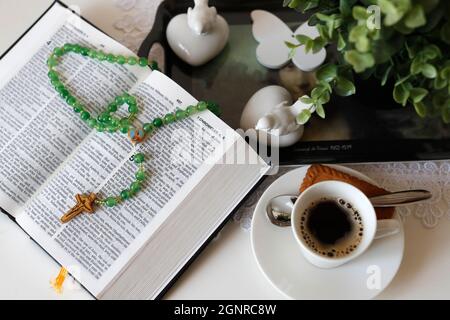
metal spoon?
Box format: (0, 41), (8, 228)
(267, 189), (432, 227)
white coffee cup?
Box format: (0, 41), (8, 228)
(291, 181), (400, 269)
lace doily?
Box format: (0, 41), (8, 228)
(113, 0), (162, 53)
(233, 161), (450, 230)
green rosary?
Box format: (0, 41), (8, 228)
(47, 43), (215, 223)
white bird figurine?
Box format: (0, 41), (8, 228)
(187, 0), (218, 35)
(255, 100), (307, 136)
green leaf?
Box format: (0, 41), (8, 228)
(379, 0), (411, 26)
(316, 64), (338, 82)
(311, 87), (322, 100)
(316, 104), (326, 118)
(294, 34), (311, 45)
(405, 40), (417, 59)
(421, 64), (437, 79)
(335, 76), (356, 96)
(409, 87), (428, 103)
(443, 106), (450, 123)
(410, 59), (423, 75)
(288, 48), (296, 59)
(344, 50), (375, 73)
(315, 13), (333, 22)
(393, 83), (410, 106)
(420, 45), (441, 61)
(349, 25), (370, 52)
(300, 95), (313, 104)
(404, 4), (426, 28)
(297, 109), (312, 124)
(433, 77), (447, 90)
(395, 74), (411, 86)
(340, 0), (358, 16)
(414, 101), (427, 117)
(312, 37), (327, 53)
(441, 22), (450, 44)
(286, 0), (300, 9)
(285, 41), (300, 49)
(326, 20), (335, 39)
(337, 32), (346, 51)
(304, 39), (314, 53)
(441, 65), (450, 81)
(317, 90), (330, 104)
(352, 6), (369, 20)
(381, 64), (393, 86)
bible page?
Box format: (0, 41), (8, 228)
(16, 70), (239, 296)
(0, 3), (150, 215)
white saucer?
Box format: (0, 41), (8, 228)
(251, 165), (404, 299)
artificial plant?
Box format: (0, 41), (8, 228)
(284, 0), (450, 124)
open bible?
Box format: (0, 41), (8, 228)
(0, 2), (269, 299)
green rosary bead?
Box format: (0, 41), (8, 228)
(119, 124), (129, 134)
(133, 153), (145, 164)
(125, 95), (136, 105)
(47, 57), (58, 68)
(175, 109), (186, 120)
(48, 70), (59, 80)
(105, 197), (117, 207)
(53, 47), (64, 56)
(127, 57), (137, 65)
(55, 84), (65, 93)
(107, 125), (118, 133)
(106, 54), (116, 63)
(120, 118), (130, 126)
(117, 55), (126, 65)
(63, 43), (73, 52)
(130, 181), (141, 193)
(98, 112), (111, 123)
(96, 123), (105, 132)
(186, 105), (197, 115)
(163, 113), (175, 124)
(120, 189), (131, 200)
(108, 102), (118, 112)
(135, 170), (145, 181)
(96, 51), (106, 61)
(149, 61), (159, 71)
(80, 47), (89, 56)
(80, 111), (90, 121)
(115, 95), (124, 105)
(87, 118), (97, 128)
(66, 95), (77, 106)
(88, 49), (97, 58)
(59, 89), (70, 99)
(197, 101), (208, 111)
(143, 123), (154, 133)
(51, 79), (62, 88)
(73, 103), (83, 113)
(73, 44), (82, 54)
(152, 117), (163, 128)
(128, 104), (138, 114)
(139, 57), (148, 67)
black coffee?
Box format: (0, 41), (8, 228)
(300, 198), (363, 258)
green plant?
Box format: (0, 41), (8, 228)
(284, 0), (450, 124)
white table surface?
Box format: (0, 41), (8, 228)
(1, 0), (449, 300)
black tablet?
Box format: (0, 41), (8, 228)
(139, 0), (450, 165)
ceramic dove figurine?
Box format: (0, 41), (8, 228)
(166, 0), (229, 66)
(255, 101), (304, 137)
(187, 0), (218, 35)
(240, 86), (312, 147)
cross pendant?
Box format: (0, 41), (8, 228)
(60, 193), (97, 223)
